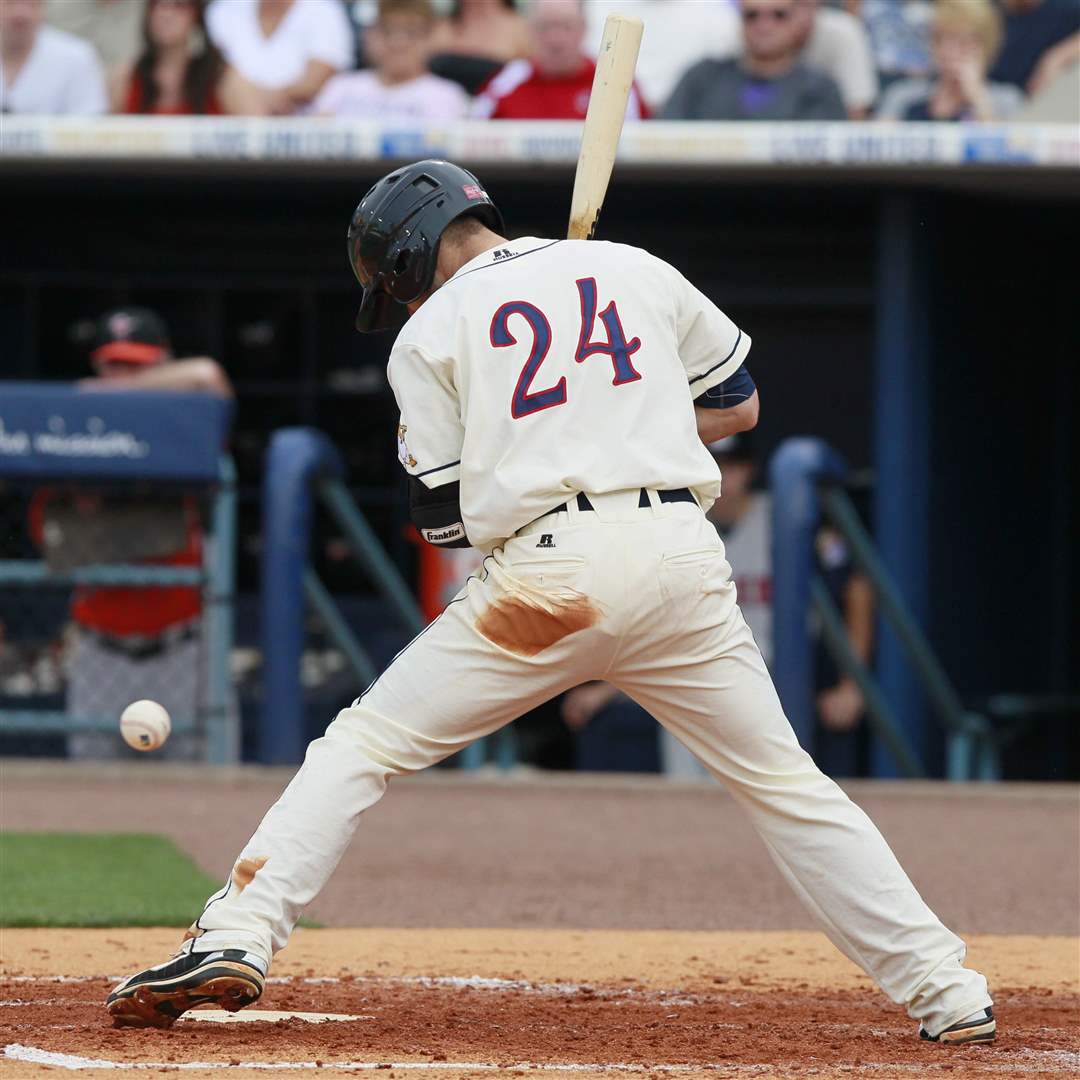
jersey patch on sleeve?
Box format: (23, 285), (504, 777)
(397, 423), (418, 469)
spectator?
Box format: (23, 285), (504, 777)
(429, 0), (531, 94)
(205, 0), (353, 115)
(45, 0), (144, 71)
(431, 0), (530, 64)
(54, 307), (232, 761)
(111, 0), (234, 115)
(850, 0), (934, 89)
(584, 0), (740, 107)
(662, 0), (846, 121)
(313, 0), (467, 121)
(0, 0), (108, 114)
(877, 0), (1023, 122)
(472, 0), (647, 120)
(791, 0), (879, 117)
(991, 0), (1080, 98)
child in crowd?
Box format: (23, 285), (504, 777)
(313, 0), (468, 121)
(877, 0), (1022, 121)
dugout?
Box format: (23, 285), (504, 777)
(1, 120), (1077, 777)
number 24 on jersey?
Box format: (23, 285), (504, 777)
(489, 278), (642, 419)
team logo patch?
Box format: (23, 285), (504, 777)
(396, 424), (417, 469)
(108, 312), (134, 339)
(462, 184), (486, 200)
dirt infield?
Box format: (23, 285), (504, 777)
(2, 767), (1078, 1077)
(2, 929), (1078, 1079)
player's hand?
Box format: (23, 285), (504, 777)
(817, 679), (864, 733)
(561, 682), (620, 730)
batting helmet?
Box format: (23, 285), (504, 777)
(346, 159), (504, 333)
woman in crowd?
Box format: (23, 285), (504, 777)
(876, 0), (1022, 121)
(205, 0), (353, 115)
(112, 0), (231, 115)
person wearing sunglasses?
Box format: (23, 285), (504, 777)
(662, 0), (846, 120)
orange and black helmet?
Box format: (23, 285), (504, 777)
(346, 159), (504, 333)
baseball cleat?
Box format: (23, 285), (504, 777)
(106, 948), (266, 1028)
(919, 1006), (996, 1044)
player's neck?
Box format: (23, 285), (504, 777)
(435, 227), (508, 284)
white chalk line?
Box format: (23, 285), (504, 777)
(0, 974), (703, 1005)
(5, 1043), (1080, 1074)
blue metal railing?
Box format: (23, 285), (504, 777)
(771, 437), (1000, 781)
(259, 427), (514, 768)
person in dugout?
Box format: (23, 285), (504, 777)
(29, 307), (232, 760)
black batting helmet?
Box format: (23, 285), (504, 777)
(346, 159), (505, 333)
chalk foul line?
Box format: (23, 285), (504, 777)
(5, 1044), (1080, 1074)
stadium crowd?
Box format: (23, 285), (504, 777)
(1, 0), (1077, 122)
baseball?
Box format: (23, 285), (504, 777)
(120, 699), (171, 752)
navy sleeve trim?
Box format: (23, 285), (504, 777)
(414, 459), (461, 479)
(688, 330), (743, 386)
(694, 362), (756, 410)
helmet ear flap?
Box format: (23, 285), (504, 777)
(355, 285), (408, 333)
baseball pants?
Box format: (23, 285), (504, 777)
(189, 489), (991, 1037)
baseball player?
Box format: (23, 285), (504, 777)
(107, 160), (995, 1045)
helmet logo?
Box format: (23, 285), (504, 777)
(462, 184), (486, 200)
(108, 312), (134, 339)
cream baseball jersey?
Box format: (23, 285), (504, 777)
(388, 237), (751, 552)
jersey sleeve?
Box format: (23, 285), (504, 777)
(386, 341), (465, 489)
(662, 258), (752, 398)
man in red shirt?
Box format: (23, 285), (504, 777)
(45, 307), (233, 760)
(473, 0), (648, 119)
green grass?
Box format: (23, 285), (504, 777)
(0, 832), (227, 928)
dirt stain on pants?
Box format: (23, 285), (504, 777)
(476, 591), (598, 657)
(232, 856), (269, 892)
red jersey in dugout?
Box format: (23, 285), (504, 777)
(474, 57), (649, 120)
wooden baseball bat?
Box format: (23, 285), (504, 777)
(567, 13), (644, 241)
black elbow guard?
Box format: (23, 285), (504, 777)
(409, 477), (471, 548)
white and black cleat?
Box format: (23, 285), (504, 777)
(919, 1006), (996, 1045)
(106, 948), (266, 1029)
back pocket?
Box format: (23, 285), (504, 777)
(659, 548), (732, 603)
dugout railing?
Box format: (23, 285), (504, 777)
(259, 427), (515, 768)
(0, 383), (238, 763)
(771, 437), (1008, 781)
